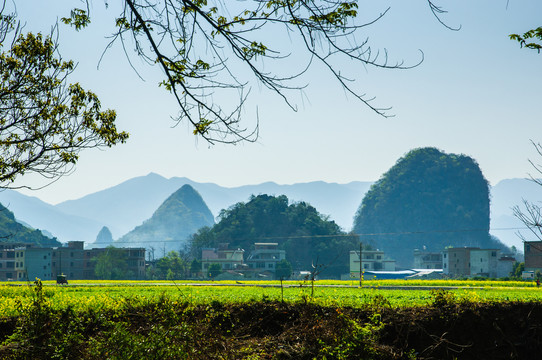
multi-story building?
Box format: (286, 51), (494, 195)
(413, 249), (443, 269)
(443, 247), (513, 278)
(0, 241), (146, 281)
(246, 243), (286, 273)
(524, 241), (542, 271)
(349, 249), (396, 277)
(52, 241), (146, 280)
(200, 243), (287, 279)
(25, 247), (53, 281)
(201, 243), (245, 277)
(0, 247), (26, 281)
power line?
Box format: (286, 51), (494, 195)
(89, 226), (532, 245)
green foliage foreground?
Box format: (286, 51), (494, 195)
(2, 280), (542, 359)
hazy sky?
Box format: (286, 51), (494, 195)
(8, 0), (542, 204)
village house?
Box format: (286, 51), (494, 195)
(246, 243), (286, 272)
(201, 242), (287, 279)
(413, 249), (443, 269)
(524, 241), (542, 272)
(348, 249), (396, 278)
(201, 243), (245, 277)
(0, 241), (146, 281)
(52, 241), (146, 280)
(442, 247), (514, 278)
(0, 245), (27, 281)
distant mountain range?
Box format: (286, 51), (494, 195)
(0, 173), (540, 251)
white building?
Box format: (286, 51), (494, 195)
(349, 249), (396, 277)
(246, 243), (286, 272)
(201, 244), (245, 277)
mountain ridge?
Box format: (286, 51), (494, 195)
(115, 184), (214, 253)
(0, 174), (537, 251)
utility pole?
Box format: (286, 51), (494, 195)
(359, 242), (363, 288)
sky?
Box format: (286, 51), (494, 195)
(7, 0), (542, 205)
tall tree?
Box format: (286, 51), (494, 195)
(59, 0), (452, 144)
(0, 6), (128, 188)
(93, 246), (130, 280)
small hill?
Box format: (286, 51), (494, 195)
(353, 147), (509, 267)
(115, 185), (214, 254)
(92, 226), (114, 248)
(190, 194), (356, 277)
(0, 203), (60, 247)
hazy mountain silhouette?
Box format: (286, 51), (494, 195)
(0, 202), (60, 247)
(0, 173), (537, 251)
(114, 184), (214, 254)
(52, 173), (372, 238)
(489, 178), (542, 250)
(0, 189), (105, 243)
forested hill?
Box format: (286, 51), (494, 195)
(114, 184), (214, 253)
(190, 194), (358, 277)
(0, 203), (60, 247)
(353, 147), (508, 268)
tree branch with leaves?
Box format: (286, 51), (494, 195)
(510, 27), (542, 53)
(0, 4), (128, 189)
(61, 0), (452, 144)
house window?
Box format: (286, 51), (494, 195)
(43, 255), (47, 260)
(268, 263), (274, 269)
(491, 252), (497, 257)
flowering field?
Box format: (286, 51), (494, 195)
(2, 279), (542, 359)
(1, 279), (542, 318)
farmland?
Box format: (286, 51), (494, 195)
(1, 279), (542, 359)
(1, 279), (542, 317)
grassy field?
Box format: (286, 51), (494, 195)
(2, 279), (542, 359)
(1, 279), (541, 318)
